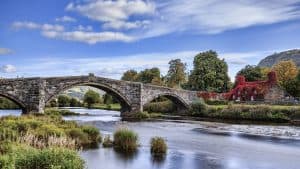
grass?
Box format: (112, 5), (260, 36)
(190, 102), (300, 122)
(113, 128), (138, 152)
(0, 144), (84, 169)
(150, 137), (167, 157)
(89, 103), (121, 111)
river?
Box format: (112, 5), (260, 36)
(1, 109), (300, 169)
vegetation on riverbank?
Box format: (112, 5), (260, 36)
(0, 111), (102, 168)
(189, 100), (300, 123)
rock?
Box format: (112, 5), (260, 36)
(258, 49), (300, 67)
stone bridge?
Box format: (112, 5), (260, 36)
(0, 74), (198, 116)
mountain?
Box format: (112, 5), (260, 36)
(258, 49), (300, 67)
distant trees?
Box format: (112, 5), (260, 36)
(120, 67), (164, 86)
(121, 70), (138, 81)
(84, 90), (101, 108)
(57, 95), (81, 107)
(165, 59), (187, 88)
(58, 95), (71, 107)
(0, 97), (20, 109)
(237, 65), (263, 81)
(185, 50), (230, 92)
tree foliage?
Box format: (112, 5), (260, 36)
(57, 95), (71, 107)
(165, 59), (187, 88)
(186, 50), (230, 92)
(121, 69), (138, 81)
(272, 60), (298, 94)
(237, 65), (263, 81)
(83, 90), (100, 108)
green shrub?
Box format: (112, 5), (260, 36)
(113, 128), (138, 152)
(3, 146), (85, 169)
(150, 137), (167, 156)
(189, 99), (207, 116)
(144, 101), (176, 114)
(66, 128), (89, 146)
(102, 135), (113, 148)
(81, 125), (102, 144)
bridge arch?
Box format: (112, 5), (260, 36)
(45, 82), (132, 113)
(0, 93), (26, 113)
(143, 92), (190, 111)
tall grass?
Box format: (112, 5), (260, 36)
(113, 128), (138, 152)
(150, 137), (167, 157)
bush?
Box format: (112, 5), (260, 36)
(113, 128), (138, 152)
(189, 99), (207, 116)
(150, 137), (167, 157)
(144, 101), (176, 114)
(1, 145), (84, 169)
(66, 128), (89, 146)
(81, 125), (102, 144)
(102, 135), (113, 148)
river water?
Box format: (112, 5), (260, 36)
(1, 109), (300, 169)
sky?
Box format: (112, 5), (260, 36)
(1, 0), (300, 81)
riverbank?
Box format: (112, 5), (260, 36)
(0, 109), (101, 168)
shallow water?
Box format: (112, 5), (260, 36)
(1, 109), (300, 169)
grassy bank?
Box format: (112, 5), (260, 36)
(190, 101), (300, 123)
(89, 103), (121, 111)
(0, 110), (102, 168)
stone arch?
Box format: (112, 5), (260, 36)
(0, 93), (26, 113)
(143, 92), (190, 111)
(45, 82), (132, 113)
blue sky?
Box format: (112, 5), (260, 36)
(1, 0), (300, 81)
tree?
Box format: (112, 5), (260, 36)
(84, 90), (100, 108)
(136, 67), (161, 84)
(285, 69), (300, 97)
(70, 98), (81, 107)
(186, 50), (230, 92)
(260, 67), (272, 80)
(121, 70), (138, 81)
(237, 65), (263, 81)
(272, 60), (298, 92)
(103, 93), (118, 104)
(165, 59), (187, 88)
(57, 95), (70, 107)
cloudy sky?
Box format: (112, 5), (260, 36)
(1, 0), (300, 81)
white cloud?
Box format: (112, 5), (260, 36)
(12, 21), (133, 44)
(41, 30), (135, 44)
(103, 20), (150, 30)
(6, 50), (271, 80)
(12, 21), (64, 32)
(140, 0), (300, 38)
(55, 16), (77, 22)
(66, 0), (155, 22)
(0, 48), (13, 55)
(0, 64), (17, 73)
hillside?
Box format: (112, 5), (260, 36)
(258, 49), (300, 67)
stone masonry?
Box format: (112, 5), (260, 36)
(0, 74), (198, 116)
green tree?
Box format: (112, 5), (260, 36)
(136, 67), (161, 84)
(165, 59), (187, 88)
(84, 90), (100, 108)
(70, 98), (81, 107)
(285, 69), (300, 97)
(186, 50), (230, 92)
(121, 69), (138, 81)
(237, 65), (263, 81)
(103, 93), (119, 104)
(57, 95), (70, 107)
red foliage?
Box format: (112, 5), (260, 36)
(197, 71), (279, 101)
